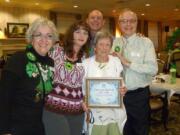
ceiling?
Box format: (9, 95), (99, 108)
(0, 0), (180, 21)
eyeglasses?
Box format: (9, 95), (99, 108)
(33, 33), (54, 40)
(119, 19), (137, 24)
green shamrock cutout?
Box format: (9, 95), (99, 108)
(26, 44), (33, 49)
(65, 61), (74, 71)
(115, 46), (120, 52)
(26, 62), (39, 78)
(27, 52), (36, 62)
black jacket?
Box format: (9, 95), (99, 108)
(0, 46), (54, 135)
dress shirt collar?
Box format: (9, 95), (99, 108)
(122, 33), (136, 45)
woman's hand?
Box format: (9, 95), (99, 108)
(82, 102), (92, 123)
(82, 102), (89, 113)
(120, 86), (127, 97)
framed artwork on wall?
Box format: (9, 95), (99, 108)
(7, 23), (29, 38)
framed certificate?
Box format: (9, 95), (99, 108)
(85, 77), (123, 108)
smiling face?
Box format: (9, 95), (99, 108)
(73, 27), (89, 48)
(86, 10), (105, 34)
(118, 10), (137, 37)
(94, 37), (112, 61)
(31, 25), (54, 56)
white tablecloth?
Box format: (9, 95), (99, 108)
(150, 78), (180, 103)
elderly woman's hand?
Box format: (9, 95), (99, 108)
(120, 86), (127, 97)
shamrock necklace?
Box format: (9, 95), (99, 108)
(64, 55), (79, 71)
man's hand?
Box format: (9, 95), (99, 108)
(137, 33), (144, 37)
(111, 52), (131, 67)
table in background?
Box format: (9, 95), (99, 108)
(150, 78), (180, 102)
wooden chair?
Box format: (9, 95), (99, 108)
(150, 91), (168, 130)
(157, 59), (166, 74)
(157, 52), (169, 73)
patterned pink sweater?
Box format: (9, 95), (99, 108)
(45, 45), (84, 114)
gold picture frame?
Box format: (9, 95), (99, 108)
(7, 23), (29, 38)
(85, 77), (123, 108)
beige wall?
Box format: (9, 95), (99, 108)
(0, 6), (179, 51)
(0, 7), (112, 58)
(56, 13), (77, 34)
(0, 6), (49, 33)
(56, 12), (110, 34)
(136, 20), (179, 51)
(0, 6), (111, 39)
(148, 21), (159, 50)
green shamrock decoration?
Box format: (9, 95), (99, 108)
(26, 44), (33, 49)
(27, 52), (36, 62)
(115, 46), (120, 52)
(36, 79), (53, 94)
(36, 67), (53, 94)
(65, 61), (74, 71)
(26, 62), (39, 78)
(49, 47), (54, 53)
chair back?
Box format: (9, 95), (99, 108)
(158, 52), (169, 73)
(150, 91), (168, 130)
(157, 59), (165, 74)
(171, 51), (180, 77)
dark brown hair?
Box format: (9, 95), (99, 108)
(64, 20), (91, 60)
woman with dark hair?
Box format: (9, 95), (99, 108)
(43, 21), (91, 135)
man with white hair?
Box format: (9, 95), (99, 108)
(112, 8), (158, 135)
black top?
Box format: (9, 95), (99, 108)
(0, 46), (54, 134)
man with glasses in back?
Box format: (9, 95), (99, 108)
(112, 8), (158, 135)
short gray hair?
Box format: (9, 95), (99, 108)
(26, 18), (58, 43)
(94, 30), (113, 46)
(118, 8), (137, 21)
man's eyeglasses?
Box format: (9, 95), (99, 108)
(33, 33), (54, 40)
(119, 19), (137, 24)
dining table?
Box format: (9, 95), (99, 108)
(150, 76), (180, 128)
(150, 76), (180, 103)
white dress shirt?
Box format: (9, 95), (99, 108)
(112, 34), (158, 90)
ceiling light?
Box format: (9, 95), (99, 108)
(35, 3), (39, 6)
(174, 8), (179, 11)
(145, 3), (151, 7)
(112, 9), (116, 13)
(5, 0), (10, 2)
(73, 5), (78, 8)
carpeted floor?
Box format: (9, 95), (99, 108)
(150, 100), (180, 135)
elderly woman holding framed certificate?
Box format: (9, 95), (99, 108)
(82, 30), (127, 135)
